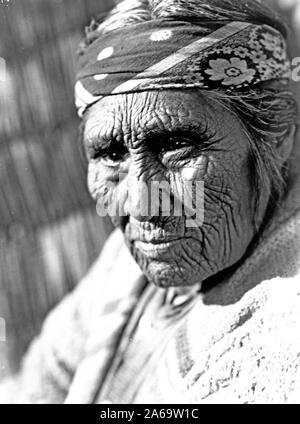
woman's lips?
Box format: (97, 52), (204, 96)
(134, 237), (183, 245)
(124, 217), (186, 245)
(133, 238), (184, 257)
(126, 233), (184, 248)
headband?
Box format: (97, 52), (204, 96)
(75, 20), (291, 117)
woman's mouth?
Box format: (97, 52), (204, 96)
(124, 216), (186, 245)
(131, 238), (186, 260)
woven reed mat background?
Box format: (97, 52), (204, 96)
(0, 0), (115, 379)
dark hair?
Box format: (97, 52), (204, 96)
(79, 0), (298, 224)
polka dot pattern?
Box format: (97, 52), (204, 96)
(97, 47), (114, 62)
(150, 30), (173, 42)
(94, 74), (108, 81)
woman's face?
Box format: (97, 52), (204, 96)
(83, 90), (269, 287)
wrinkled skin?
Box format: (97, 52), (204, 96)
(83, 90), (271, 288)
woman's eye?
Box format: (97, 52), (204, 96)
(100, 151), (126, 167)
(160, 137), (191, 154)
(89, 142), (129, 167)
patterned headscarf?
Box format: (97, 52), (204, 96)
(75, 20), (291, 117)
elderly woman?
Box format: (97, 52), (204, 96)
(1, 0), (300, 404)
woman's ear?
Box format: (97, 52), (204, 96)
(275, 124), (296, 163)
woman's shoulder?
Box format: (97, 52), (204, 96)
(176, 274), (300, 403)
(40, 228), (143, 354)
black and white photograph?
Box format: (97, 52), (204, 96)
(0, 0), (300, 406)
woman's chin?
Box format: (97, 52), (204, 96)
(130, 241), (203, 288)
(146, 262), (202, 288)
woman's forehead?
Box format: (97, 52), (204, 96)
(83, 90), (224, 140)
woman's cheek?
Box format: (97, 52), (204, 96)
(87, 162), (115, 202)
(87, 162), (102, 200)
(169, 156), (208, 192)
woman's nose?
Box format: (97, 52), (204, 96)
(121, 154), (164, 222)
(125, 175), (152, 223)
